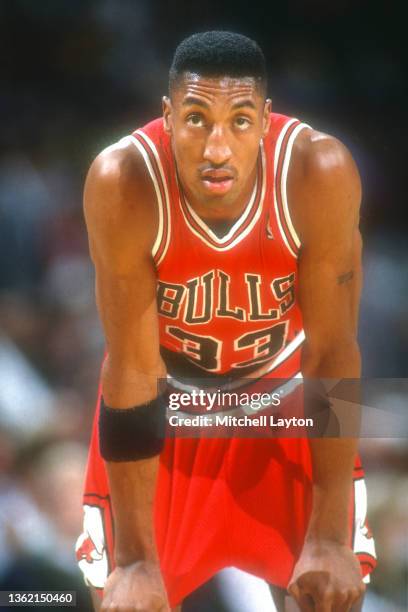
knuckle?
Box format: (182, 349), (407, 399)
(296, 573), (311, 589)
(338, 589), (349, 602)
(350, 587), (362, 601)
(359, 581), (367, 595)
(288, 583), (300, 600)
(321, 588), (334, 602)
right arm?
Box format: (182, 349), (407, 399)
(84, 139), (170, 611)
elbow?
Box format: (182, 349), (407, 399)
(101, 353), (167, 407)
(103, 352), (166, 381)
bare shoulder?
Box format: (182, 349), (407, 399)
(290, 128), (360, 184)
(84, 137), (158, 267)
(85, 137), (157, 224)
(288, 128), (361, 245)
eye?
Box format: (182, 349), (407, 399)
(186, 113), (205, 127)
(234, 116), (252, 130)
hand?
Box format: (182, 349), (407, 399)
(287, 539), (365, 611)
(101, 561), (171, 612)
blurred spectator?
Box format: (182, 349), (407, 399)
(0, 435), (93, 610)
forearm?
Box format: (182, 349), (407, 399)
(101, 358), (167, 566)
(306, 438), (358, 543)
(107, 457), (159, 565)
(303, 343), (361, 544)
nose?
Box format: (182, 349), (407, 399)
(203, 124), (232, 166)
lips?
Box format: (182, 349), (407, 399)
(201, 169), (234, 181)
(200, 168), (235, 194)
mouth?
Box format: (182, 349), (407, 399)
(200, 169), (235, 195)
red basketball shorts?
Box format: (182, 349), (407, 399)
(76, 384), (377, 607)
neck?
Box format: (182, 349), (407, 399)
(179, 161), (258, 223)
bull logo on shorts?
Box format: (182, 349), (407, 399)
(76, 504), (109, 588)
(76, 533), (104, 564)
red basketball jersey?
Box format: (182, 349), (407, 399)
(130, 114), (307, 382)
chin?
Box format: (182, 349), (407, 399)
(201, 183), (239, 203)
(200, 191), (236, 206)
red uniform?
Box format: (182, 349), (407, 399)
(76, 115), (376, 607)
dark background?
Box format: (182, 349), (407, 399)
(0, 1), (406, 610)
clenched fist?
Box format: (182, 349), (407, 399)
(101, 560), (171, 612)
(288, 539), (365, 612)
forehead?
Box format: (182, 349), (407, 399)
(172, 72), (264, 107)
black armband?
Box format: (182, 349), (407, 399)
(99, 394), (167, 462)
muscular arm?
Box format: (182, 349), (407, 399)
(84, 140), (169, 610)
(287, 130), (365, 608)
(85, 140), (163, 408)
(291, 130), (362, 541)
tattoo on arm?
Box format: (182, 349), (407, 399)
(337, 270), (354, 285)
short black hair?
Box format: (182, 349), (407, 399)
(169, 31), (267, 95)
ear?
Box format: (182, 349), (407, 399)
(262, 99), (272, 137)
(162, 96), (172, 134)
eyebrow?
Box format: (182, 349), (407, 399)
(231, 100), (256, 110)
(182, 96), (257, 110)
(182, 96), (210, 108)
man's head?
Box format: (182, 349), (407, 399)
(168, 31), (267, 97)
(163, 31), (271, 214)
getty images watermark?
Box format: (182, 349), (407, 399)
(166, 385), (314, 432)
(159, 378), (408, 439)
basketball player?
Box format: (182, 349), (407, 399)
(76, 32), (377, 611)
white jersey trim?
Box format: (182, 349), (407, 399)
(280, 122), (311, 251)
(128, 129), (172, 266)
(273, 120), (311, 258)
(184, 178), (257, 245)
(127, 135), (164, 259)
(273, 119), (298, 258)
(179, 143), (266, 252)
(134, 129), (172, 266)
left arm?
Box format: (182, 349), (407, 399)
(287, 129), (365, 611)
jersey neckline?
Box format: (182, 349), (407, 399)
(177, 141), (266, 252)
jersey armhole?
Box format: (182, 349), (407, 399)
(273, 120), (311, 258)
(127, 130), (171, 267)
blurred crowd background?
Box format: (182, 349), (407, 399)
(0, 1), (407, 610)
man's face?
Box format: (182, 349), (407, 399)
(163, 73), (271, 211)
